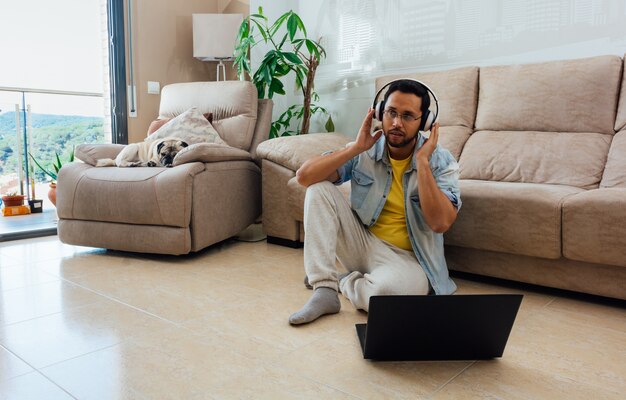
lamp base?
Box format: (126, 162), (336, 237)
(216, 58), (228, 81)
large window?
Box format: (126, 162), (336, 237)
(0, 0), (116, 236)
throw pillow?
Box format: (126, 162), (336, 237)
(146, 108), (224, 146)
(147, 112), (213, 135)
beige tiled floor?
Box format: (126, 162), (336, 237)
(0, 236), (624, 399)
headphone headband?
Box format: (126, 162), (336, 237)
(372, 78), (439, 131)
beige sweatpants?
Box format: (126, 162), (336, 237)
(303, 181), (430, 311)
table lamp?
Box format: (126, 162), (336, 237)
(192, 13), (243, 81)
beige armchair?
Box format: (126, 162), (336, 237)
(57, 81), (272, 255)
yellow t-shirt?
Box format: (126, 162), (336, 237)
(369, 154), (413, 251)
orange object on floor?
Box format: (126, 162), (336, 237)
(2, 205), (32, 216)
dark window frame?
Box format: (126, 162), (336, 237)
(107, 0), (128, 144)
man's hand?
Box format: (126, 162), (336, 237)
(414, 122), (457, 233)
(353, 109), (383, 153)
(296, 109), (380, 187)
(415, 122), (439, 163)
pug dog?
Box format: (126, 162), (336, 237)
(96, 137), (188, 168)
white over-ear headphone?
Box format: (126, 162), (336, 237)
(372, 78), (439, 132)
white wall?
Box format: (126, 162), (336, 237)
(254, 0), (626, 137)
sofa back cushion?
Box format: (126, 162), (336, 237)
(601, 131), (626, 187)
(159, 81), (258, 151)
(613, 54), (626, 132)
(459, 130), (611, 189)
(475, 55), (622, 134)
(375, 66), (479, 129)
(461, 55), (622, 188)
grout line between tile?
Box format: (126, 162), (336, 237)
(33, 370), (79, 400)
(0, 343), (37, 382)
(36, 342), (121, 371)
(1, 343), (77, 399)
(54, 276), (185, 327)
(1, 310), (66, 329)
(427, 360), (477, 399)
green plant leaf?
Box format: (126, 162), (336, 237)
(293, 39), (305, 52)
(270, 78), (285, 96)
(325, 115), (335, 132)
(294, 67), (306, 91)
(237, 19), (249, 39)
(305, 39), (320, 59)
(269, 124), (278, 139)
(28, 153), (57, 181)
(255, 81), (266, 99)
(287, 13), (298, 41)
(262, 65), (273, 86)
(251, 19), (268, 42)
(281, 52), (301, 64)
(278, 33), (289, 49)
(293, 13), (307, 37)
(269, 11), (290, 36)
(275, 63), (290, 76)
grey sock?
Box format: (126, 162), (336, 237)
(289, 287), (341, 325)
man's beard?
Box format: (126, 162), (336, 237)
(385, 128), (418, 148)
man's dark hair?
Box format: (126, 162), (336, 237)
(383, 79), (430, 115)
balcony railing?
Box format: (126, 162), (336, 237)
(0, 86), (109, 205)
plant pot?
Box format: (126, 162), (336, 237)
(48, 183), (57, 207)
(1, 195), (25, 207)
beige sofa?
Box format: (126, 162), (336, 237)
(57, 81), (272, 255)
(257, 55), (626, 300)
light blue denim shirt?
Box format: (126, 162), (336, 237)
(334, 134), (461, 295)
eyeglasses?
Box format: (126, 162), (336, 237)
(383, 109), (421, 124)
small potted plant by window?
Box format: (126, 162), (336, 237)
(29, 148), (74, 206)
(1, 191), (26, 207)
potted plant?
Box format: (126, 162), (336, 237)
(29, 148), (74, 206)
(234, 7), (334, 138)
(1, 191), (26, 207)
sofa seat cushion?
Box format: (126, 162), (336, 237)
(256, 133), (352, 171)
(562, 188), (626, 267)
(57, 162), (205, 227)
(459, 130), (611, 189)
(444, 180), (584, 259)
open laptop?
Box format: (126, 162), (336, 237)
(356, 294), (523, 361)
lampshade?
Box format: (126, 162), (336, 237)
(193, 13), (243, 61)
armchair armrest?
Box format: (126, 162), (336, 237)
(172, 142), (252, 166)
(75, 144), (126, 166)
(256, 132), (352, 172)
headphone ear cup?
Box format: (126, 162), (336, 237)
(422, 111), (435, 131)
(420, 110), (430, 131)
(374, 100), (385, 121)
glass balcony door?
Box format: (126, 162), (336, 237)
(0, 0), (111, 240)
